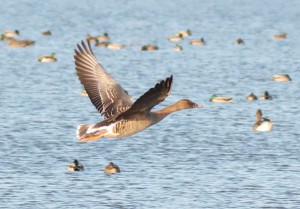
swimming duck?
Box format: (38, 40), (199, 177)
(38, 53), (57, 62)
(104, 162), (120, 174)
(189, 38), (205, 46)
(167, 34), (183, 42)
(260, 91), (272, 100)
(74, 41), (203, 142)
(272, 33), (287, 40)
(246, 93), (257, 101)
(140, 44), (159, 51)
(7, 38), (35, 47)
(252, 109), (273, 132)
(68, 159), (84, 172)
(173, 44), (183, 51)
(42, 30), (52, 36)
(95, 33), (110, 42)
(209, 94), (233, 103)
(271, 74), (291, 82)
(235, 38), (245, 45)
(176, 29), (192, 37)
(3, 30), (20, 37)
(106, 43), (125, 49)
(86, 34), (97, 42)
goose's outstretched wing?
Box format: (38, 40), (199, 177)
(116, 75), (173, 119)
(74, 41), (133, 119)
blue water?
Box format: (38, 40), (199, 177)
(1, 0), (300, 208)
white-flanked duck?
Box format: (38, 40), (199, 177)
(38, 53), (57, 62)
(167, 34), (183, 42)
(190, 38), (205, 46)
(209, 94), (233, 103)
(74, 41), (203, 142)
(260, 91), (272, 100)
(3, 30), (20, 37)
(271, 74), (291, 82)
(104, 162), (120, 174)
(252, 109), (273, 132)
(246, 93), (257, 101)
(173, 44), (183, 51)
(176, 29), (192, 37)
(68, 159), (84, 172)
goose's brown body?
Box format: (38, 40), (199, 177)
(74, 41), (202, 142)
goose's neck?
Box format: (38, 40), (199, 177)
(154, 102), (186, 120)
(156, 103), (179, 114)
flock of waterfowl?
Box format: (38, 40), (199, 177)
(2, 28), (291, 173)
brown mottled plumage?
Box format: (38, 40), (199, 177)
(74, 41), (203, 142)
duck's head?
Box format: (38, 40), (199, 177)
(141, 45), (147, 51)
(74, 159), (79, 166)
(209, 94), (217, 101)
(256, 109), (262, 121)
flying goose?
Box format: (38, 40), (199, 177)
(74, 41), (203, 142)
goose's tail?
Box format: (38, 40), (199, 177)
(76, 124), (107, 142)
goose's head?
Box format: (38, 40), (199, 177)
(175, 99), (203, 109)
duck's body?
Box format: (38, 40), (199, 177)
(246, 93), (257, 101)
(176, 29), (191, 37)
(173, 45), (183, 51)
(209, 94), (233, 103)
(95, 33), (110, 42)
(3, 30), (19, 37)
(38, 53), (57, 62)
(42, 30), (52, 36)
(86, 34), (97, 42)
(7, 38), (35, 47)
(272, 33), (287, 39)
(104, 162), (120, 174)
(106, 43), (125, 49)
(74, 41), (202, 142)
(252, 109), (273, 132)
(0, 34), (14, 41)
(190, 38), (205, 46)
(68, 159), (84, 172)
(140, 44), (159, 51)
(271, 74), (291, 82)
(235, 38), (244, 45)
(260, 91), (272, 100)
(95, 40), (108, 47)
(167, 34), (183, 42)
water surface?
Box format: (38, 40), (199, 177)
(1, 0), (300, 208)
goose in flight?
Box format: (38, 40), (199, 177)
(74, 41), (203, 142)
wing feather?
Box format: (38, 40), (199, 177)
(116, 75), (173, 119)
(74, 41), (133, 119)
